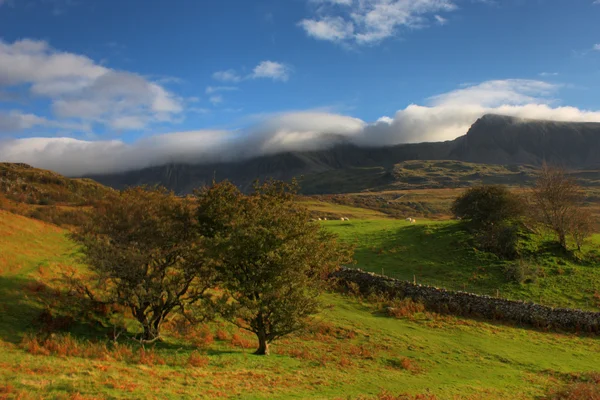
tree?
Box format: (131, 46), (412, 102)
(452, 185), (524, 259)
(451, 185), (523, 228)
(72, 187), (215, 342)
(530, 164), (590, 250)
(196, 180), (353, 355)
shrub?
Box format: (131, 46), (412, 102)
(385, 298), (426, 319)
(474, 223), (521, 259)
(452, 185), (523, 228)
(503, 260), (541, 284)
(187, 351), (210, 368)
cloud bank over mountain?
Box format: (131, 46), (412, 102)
(2, 79), (600, 176)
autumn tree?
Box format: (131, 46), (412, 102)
(72, 187), (215, 342)
(530, 164), (591, 250)
(195, 180), (353, 355)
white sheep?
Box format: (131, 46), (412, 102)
(411, 218), (416, 224)
(317, 218), (322, 221)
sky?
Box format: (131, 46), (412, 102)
(0, 0), (600, 176)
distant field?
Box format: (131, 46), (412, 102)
(324, 219), (600, 310)
(2, 210), (600, 399)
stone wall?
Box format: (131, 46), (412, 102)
(332, 268), (600, 334)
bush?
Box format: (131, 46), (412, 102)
(475, 223), (521, 260)
(452, 185), (523, 228)
(503, 260), (541, 284)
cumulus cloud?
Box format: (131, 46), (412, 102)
(594, 44), (600, 51)
(3, 79), (600, 176)
(212, 69), (243, 83)
(0, 39), (183, 132)
(251, 61), (291, 82)
(0, 110), (89, 134)
(213, 61), (292, 84)
(299, 0), (457, 45)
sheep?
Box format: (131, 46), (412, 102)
(317, 218), (322, 221)
(405, 217), (412, 222)
(323, 218), (327, 221)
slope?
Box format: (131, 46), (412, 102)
(1, 211), (600, 399)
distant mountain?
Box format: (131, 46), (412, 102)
(88, 114), (600, 194)
(450, 114), (600, 167)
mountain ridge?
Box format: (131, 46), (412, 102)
(82, 113), (600, 193)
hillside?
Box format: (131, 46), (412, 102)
(86, 114), (600, 194)
(0, 162), (115, 227)
(1, 211), (600, 399)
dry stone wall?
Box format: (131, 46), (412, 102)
(332, 268), (600, 334)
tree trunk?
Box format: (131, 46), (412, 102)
(559, 232), (567, 250)
(141, 318), (162, 342)
(254, 331), (269, 355)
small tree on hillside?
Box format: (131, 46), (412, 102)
(452, 185), (524, 259)
(196, 180), (353, 355)
(530, 164), (591, 250)
(72, 187), (215, 342)
(451, 185), (523, 228)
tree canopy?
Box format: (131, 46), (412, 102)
(72, 186), (215, 342)
(195, 180), (353, 355)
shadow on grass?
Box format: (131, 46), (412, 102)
(0, 275), (110, 344)
(353, 223), (507, 293)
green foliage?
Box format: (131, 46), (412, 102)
(196, 179), (353, 354)
(452, 185), (523, 228)
(71, 186), (215, 341)
(451, 185), (524, 259)
(503, 260), (541, 284)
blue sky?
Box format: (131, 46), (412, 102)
(1, 0), (600, 175)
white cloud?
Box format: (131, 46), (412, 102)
(209, 95), (223, 105)
(300, 0), (457, 45)
(594, 44), (600, 51)
(251, 61), (291, 82)
(539, 72), (559, 77)
(299, 17), (355, 41)
(434, 15), (448, 25)
(212, 69), (243, 83)
(0, 39), (183, 132)
(0, 111), (49, 133)
(212, 61), (292, 83)
(3, 78), (600, 176)
(427, 79), (557, 107)
(0, 110), (89, 134)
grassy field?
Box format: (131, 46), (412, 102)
(1, 211), (600, 399)
(324, 218), (600, 310)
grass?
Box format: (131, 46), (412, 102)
(1, 211), (600, 399)
(324, 218), (600, 310)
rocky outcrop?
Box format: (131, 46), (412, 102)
(332, 268), (600, 334)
